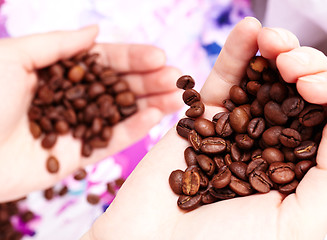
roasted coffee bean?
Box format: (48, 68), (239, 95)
(282, 147), (297, 162)
(229, 85), (248, 105)
(186, 101), (205, 118)
(182, 169), (201, 195)
(101, 126), (112, 141)
(49, 63), (64, 78)
(281, 96), (304, 117)
(41, 133), (57, 149)
(229, 107), (250, 133)
(294, 160), (315, 180)
(229, 175), (253, 196)
(251, 149), (262, 160)
(81, 142), (93, 157)
(215, 112), (233, 137)
(196, 154), (215, 176)
(279, 128), (301, 148)
(262, 126), (283, 146)
(294, 141), (317, 160)
(209, 187), (236, 200)
(176, 75), (195, 89)
(239, 104), (251, 118)
(73, 124), (87, 139)
(246, 56), (268, 81)
(55, 120), (70, 134)
(249, 170), (273, 193)
(73, 98), (87, 109)
(176, 118), (195, 139)
(100, 69), (119, 85)
(211, 166), (231, 189)
(264, 101), (288, 125)
(268, 162), (295, 184)
(279, 179), (298, 195)
(87, 82), (106, 99)
(177, 194), (202, 211)
(262, 67), (278, 82)
(184, 147), (198, 167)
(246, 158), (268, 176)
(91, 117), (103, 135)
(201, 188), (217, 204)
(250, 99), (264, 117)
(230, 144), (251, 162)
(270, 82), (288, 103)
(257, 83), (272, 105)
(246, 80), (261, 96)
(111, 80), (129, 94)
(194, 118), (215, 137)
(229, 162), (248, 181)
(40, 116), (53, 132)
(29, 121), (42, 139)
(115, 91), (136, 107)
(64, 108), (77, 125)
(86, 194), (100, 205)
(89, 137), (109, 149)
(224, 153), (233, 166)
(46, 156), (60, 173)
(200, 137), (226, 154)
(213, 156), (225, 170)
(28, 106), (42, 120)
(68, 64), (85, 83)
(299, 104), (325, 127)
(235, 134), (254, 150)
(262, 147), (284, 164)
(37, 85), (54, 104)
(169, 170), (184, 195)
(183, 89), (201, 106)
(223, 99), (236, 112)
(58, 185), (69, 196)
(247, 117), (265, 139)
(73, 168), (87, 181)
(65, 85), (85, 100)
(188, 130), (202, 151)
(290, 119), (313, 141)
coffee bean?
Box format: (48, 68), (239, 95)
(86, 193), (100, 205)
(182, 89), (201, 106)
(269, 82), (288, 103)
(229, 85), (248, 105)
(211, 165), (231, 189)
(246, 80), (261, 95)
(290, 119), (313, 141)
(37, 85), (54, 104)
(68, 64), (85, 83)
(40, 116), (53, 132)
(73, 168), (87, 180)
(246, 158), (268, 176)
(89, 137), (109, 149)
(294, 160), (315, 180)
(278, 179), (298, 195)
(29, 121), (42, 139)
(186, 101), (205, 118)
(41, 133), (57, 149)
(73, 98), (87, 109)
(81, 142), (93, 157)
(176, 118), (195, 139)
(257, 83), (272, 105)
(58, 185), (69, 196)
(299, 104), (324, 127)
(194, 118), (215, 137)
(46, 156), (60, 173)
(65, 85), (86, 100)
(44, 187), (55, 200)
(250, 99), (264, 117)
(230, 144), (251, 162)
(229, 175), (253, 196)
(235, 134), (254, 150)
(246, 56), (268, 81)
(49, 63), (64, 78)
(209, 187), (236, 200)
(247, 117), (265, 139)
(176, 75), (195, 89)
(55, 120), (70, 134)
(101, 126), (112, 141)
(282, 147), (297, 163)
(169, 170), (184, 195)
(262, 147), (284, 164)
(262, 126), (283, 146)
(115, 91), (136, 107)
(294, 141), (317, 160)
(213, 156), (225, 170)
(223, 99), (236, 112)
(268, 162), (295, 184)
(281, 96), (304, 117)
(189, 130), (202, 151)
(200, 137), (226, 154)
(196, 154), (215, 176)
(182, 169), (201, 195)
(111, 80), (129, 94)
(215, 112), (233, 137)
(264, 101), (288, 125)
(249, 170), (273, 193)
(279, 128), (301, 148)
(177, 194), (202, 211)
(229, 162), (248, 181)
(229, 107), (250, 133)
(262, 67), (278, 82)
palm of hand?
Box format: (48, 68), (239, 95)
(0, 27), (183, 202)
(84, 18), (327, 240)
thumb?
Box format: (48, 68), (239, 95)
(10, 25), (99, 70)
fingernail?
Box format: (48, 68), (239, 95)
(299, 74), (327, 83)
(264, 27), (290, 44)
(283, 51), (310, 65)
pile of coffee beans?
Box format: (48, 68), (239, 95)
(170, 55), (326, 211)
(28, 50), (138, 173)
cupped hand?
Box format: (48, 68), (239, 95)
(0, 25), (183, 202)
(81, 17), (327, 240)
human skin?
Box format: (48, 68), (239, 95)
(0, 25), (184, 202)
(81, 17), (327, 240)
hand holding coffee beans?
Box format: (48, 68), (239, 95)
(171, 56), (325, 211)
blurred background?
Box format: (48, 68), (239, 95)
(1, 0), (327, 239)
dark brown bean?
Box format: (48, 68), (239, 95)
(46, 156), (60, 173)
(169, 170), (184, 195)
(182, 169), (201, 195)
(176, 75), (195, 89)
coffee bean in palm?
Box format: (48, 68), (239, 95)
(196, 154), (215, 176)
(41, 133), (57, 149)
(215, 112), (233, 137)
(185, 101), (205, 118)
(177, 194), (202, 211)
(182, 169), (201, 195)
(246, 158), (268, 176)
(229, 85), (248, 105)
(176, 75), (195, 90)
(264, 101), (288, 125)
(249, 170), (273, 193)
(279, 128), (301, 148)
(294, 141), (317, 160)
(235, 133), (254, 150)
(246, 56), (269, 81)
(268, 162), (295, 184)
(262, 126), (283, 147)
(299, 104), (324, 127)
(169, 170), (184, 195)
(281, 96), (304, 117)
(200, 137), (226, 154)
(211, 165), (231, 189)
(230, 144), (251, 162)
(194, 118), (215, 137)
(176, 118), (195, 139)
(29, 121), (42, 139)
(229, 175), (253, 196)
(46, 156), (60, 174)
(223, 99), (236, 112)
(250, 99), (264, 117)
(55, 120), (70, 134)
(262, 147), (284, 164)
(229, 106), (250, 133)
(229, 161), (248, 181)
(182, 89), (201, 106)
(246, 80), (261, 95)
(256, 83), (272, 105)
(247, 117), (265, 138)
(278, 179), (298, 195)
(68, 64), (85, 83)
(269, 82), (288, 103)
(294, 160), (314, 180)
(188, 130), (202, 151)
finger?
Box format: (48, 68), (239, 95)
(296, 72), (327, 104)
(276, 46), (327, 83)
(200, 17), (261, 106)
(120, 66), (182, 96)
(258, 27), (300, 59)
(280, 125), (327, 240)
(8, 25), (99, 70)
(92, 43), (166, 73)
